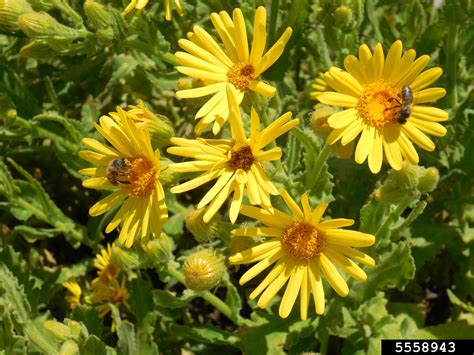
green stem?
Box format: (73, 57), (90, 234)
(16, 198), (49, 222)
(55, 0), (83, 27)
(318, 328), (330, 355)
(268, 0), (280, 45)
(375, 197), (413, 241)
(166, 267), (243, 325)
(307, 143), (331, 190)
(446, 24), (458, 107)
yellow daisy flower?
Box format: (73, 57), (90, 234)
(92, 275), (131, 320)
(316, 40), (448, 173)
(91, 244), (120, 287)
(310, 72), (331, 100)
(124, 0), (183, 21)
(229, 190), (376, 320)
(175, 6), (293, 134)
(167, 88), (299, 224)
(62, 280), (82, 310)
(79, 107), (168, 248)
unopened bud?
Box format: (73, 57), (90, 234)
(378, 163), (420, 203)
(185, 208), (228, 242)
(28, 0), (55, 11)
(20, 40), (57, 58)
(184, 250), (225, 291)
(44, 320), (71, 341)
(310, 104), (339, 137)
(59, 340), (79, 355)
(159, 158), (180, 186)
(177, 78), (193, 90)
(18, 12), (79, 39)
(111, 245), (139, 270)
(334, 5), (353, 29)
(122, 101), (174, 148)
(84, 0), (115, 30)
(192, 78), (205, 88)
(145, 233), (174, 264)
(418, 167), (439, 194)
(96, 27), (114, 44)
(0, 0), (33, 30)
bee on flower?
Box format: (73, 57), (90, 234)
(167, 87), (299, 223)
(79, 106), (168, 248)
(175, 6), (293, 134)
(229, 190), (376, 320)
(313, 40), (448, 173)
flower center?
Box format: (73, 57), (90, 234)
(227, 62), (255, 91)
(126, 157), (156, 197)
(356, 80), (402, 129)
(281, 222), (324, 260)
(228, 145), (254, 171)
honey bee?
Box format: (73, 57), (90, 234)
(385, 85), (414, 125)
(106, 159), (130, 185)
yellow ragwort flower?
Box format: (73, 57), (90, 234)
(62, 280), (82, 310)
(92, 275), (131, 321)
(124, 0), (183, 21)
(315, 40), (448, 173)
(167, 88), (299, 223)
(229, 190), (376, 320)
(79, 107), (168, 248)
(91, 243), (120, 288)
(175, 6), (292, 134)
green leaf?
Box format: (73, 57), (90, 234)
(0, 304), (27, 354)
(152, 289), (195, 308)
(0, 263), (31, 326)
(110, 304), (137, 355)
(71, 305), (103, 338)
(348, 242), (415, 305)
(26, 314), (60, 354)
(447, 289), (474, 313)
(169, 323), (240, 347)
(80, 335), (108, 355)
(129, 278), (158, 334)
(359, 200), (387, 234)
(411, 320), (474, 339)
(223, 278), (242, 321)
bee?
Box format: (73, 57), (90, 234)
(385, 85), (414, 125)
(106, 158), (130, 185)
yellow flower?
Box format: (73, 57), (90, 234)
(316, 40), (448, 173)
(91, 244), (120, 288)
(310, 72), (331, 100)
(79, 107), (168, 248)
(92, 275), (131, 321)
(175, 6), (292, 134)
(123, 0), (183, 21)
(167, 88), (299, 223)
(62, 280), (82, 310)
(229, 190), (376, 320)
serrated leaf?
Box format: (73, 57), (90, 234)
(169, 323), (240, 347)
(223, 278), (242, 321)
(359, 200), (387, 234)
(80, 335), (108, 355)
(110, 304), (137, 355)
(129, 278), (158, 334)
(0, 304), (27, 354)
(152, 289), (195, 308)
(26, 314), (60, 354)
(71, 305), (103, 338)
(0, 263), (31, 326)
(348, 242), (415, 306)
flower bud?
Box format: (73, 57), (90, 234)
(145, 233), (174, 264)
(0, 0), (34, 30)
(18, 12), (79, 39)
(20, 40), (57, 58)
(96, 27), (114, 44)
(334, 5), (353, 29)
(418, 166), (439, 194)
(185, 208), (228, 243)
(184, 250), (225, 291)
(332, 141), (354, 159)
(159, 158), (180, 186)
(310, 104), (339, 137)
(28, 0), (56, 11)
(122, 101), (174, 148)
(84, 0), (116, 30)
(44, 320), (71, 341)
(59, 340), (79, 355)
(177, 78), (193, 90)
(111, 245), (140, 270)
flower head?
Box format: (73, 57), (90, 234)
(167, 88), (299, 223)
(175, 6), (292, 134)
(184, 249), (226, 291)
(229, 190), (376, 320)
(92, 243), (120, 287)
(315, 40), (448, 173)
(62, 280), (82, 310)
(79, 106), (168, 248)
(123, 0), (183, 21)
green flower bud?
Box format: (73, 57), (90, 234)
(112, 245), (140, 270)
(59, 340), (79, 355)
(185, 208), (229, 243)
(334, 5), (353, 29)
(0, 0), (34, 30)
(84, 0), (115, 30)
(28, 0), (55, 11)
(177, 78), (193, 90)
(310, 104), (339, 138)
(145, 233), (174, 264)
(96, 27), (114, 44)
(44, 320), (71, 341)
(18, 12), (79, 39)
(159, 158), (180, 186)
(378, 163), (421, 203)
(184, 249), (225, 291)
(20, 40), (57, 58)
(418, 167), (439, 194)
